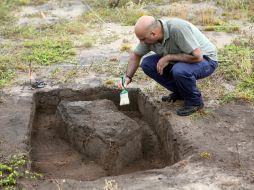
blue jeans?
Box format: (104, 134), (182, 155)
(141, 54), (218, 106)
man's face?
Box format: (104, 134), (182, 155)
(137, 31), (157, 45)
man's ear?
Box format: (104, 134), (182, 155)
(150, 31), (156, 37)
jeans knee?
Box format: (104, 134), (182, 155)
(141, 58), (153, 74)
(172, 65), (189, 79)
(140, 59), (148, 72)
(140, 54), (163, 78)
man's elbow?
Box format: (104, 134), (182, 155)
(192, 48), (203, 62)
(131, 52), (142, 62)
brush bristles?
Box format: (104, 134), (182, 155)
(120, 92), (130, 106)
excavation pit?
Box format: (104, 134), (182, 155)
(30, 87), (180, 181)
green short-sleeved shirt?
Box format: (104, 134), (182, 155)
(134, 18), (218, 61)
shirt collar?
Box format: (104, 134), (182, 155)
(158, 19), (170, 45)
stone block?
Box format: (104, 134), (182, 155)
(56, 99), (142, 172)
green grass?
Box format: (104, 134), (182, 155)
(17, 0), (49, 5)
(0, 69), (16, 88)
(0, 37), (77, 89)
(0, 25), (39, 39)
(0, 1), (16, 25)
(0, 43), (26, 88)
(0, 17), (94, 89)
(1, 19), (91, 39)
(0, 154), (43, 190)
(22, 37), (76, 65)
(199, 35), (254, 103)
(191, 108), (214, 119)
(203, 23), (240, 33)
(218, 43), (253, 81)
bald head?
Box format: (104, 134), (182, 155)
(134, 16), (163, 45)
(134, 16), (156, 37)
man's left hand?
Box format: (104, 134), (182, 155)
(156, 57), (170, 75)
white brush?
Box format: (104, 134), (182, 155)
(120, 89), (130, 106)
(119, 77), (130, 106)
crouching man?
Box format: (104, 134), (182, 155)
(121, 16), (218, 116)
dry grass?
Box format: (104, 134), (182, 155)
(104, 179), (120, 190)
(120, 43), (132, 52)
(151, 2), (191, 20)
(192, 8), (220, 26)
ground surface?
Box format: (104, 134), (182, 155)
(0, 0), (254, 189)
(1, 85), (254, 190)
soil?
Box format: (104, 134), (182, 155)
(0, 87), (253, 190)
(30, 98), (166, 181)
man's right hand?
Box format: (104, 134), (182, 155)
(117, 76), (131, 89)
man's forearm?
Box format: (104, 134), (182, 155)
(164, 53), (203, 63)
(126, 52), (142, 78)
(164, 48), (203, 63)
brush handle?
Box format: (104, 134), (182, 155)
(121, 76), (126, 89)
